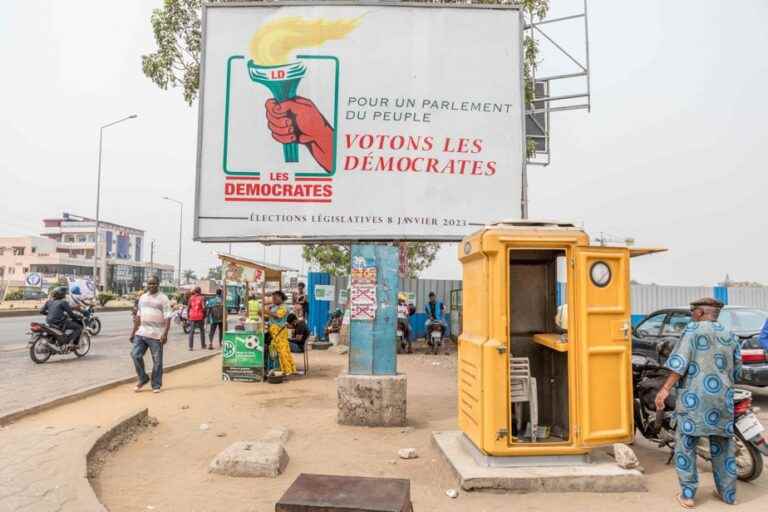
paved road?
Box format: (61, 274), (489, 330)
(0, 311), (131, 349)
(0, 312), (220, 419)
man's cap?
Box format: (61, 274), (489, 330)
(690, 297), (724, 309)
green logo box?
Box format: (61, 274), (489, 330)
(222, 331), (264, 382)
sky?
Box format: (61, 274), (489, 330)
(1, 0), (766, 286)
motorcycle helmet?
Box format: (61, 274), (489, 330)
(70, 285), (81, 296)
(52, 286), (68, 300)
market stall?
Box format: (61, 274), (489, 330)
(217, 253), (295, 382)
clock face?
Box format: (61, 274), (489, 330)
(590, 262), (612, 287)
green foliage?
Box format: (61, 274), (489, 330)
(142, 0), (203, 105)
(97, 292), (116, 307)
(183, 269), (198, 284)
(207, 265), (223, 280)
(5, 289), (24, 301)
(302, 242), (440, 278)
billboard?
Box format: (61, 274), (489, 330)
(195, 2), (524, 242)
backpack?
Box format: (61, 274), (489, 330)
(188, 295), (205, 321)
(210, 300), (223, 323)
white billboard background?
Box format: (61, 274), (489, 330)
(196, 3), (524, 242)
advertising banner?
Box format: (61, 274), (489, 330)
(222, 331), (265, 382)
(314, 284), (335, 301)
(195, 2), (524, 242)
(25, 272), (43, 288)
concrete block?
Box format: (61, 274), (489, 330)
(612, 443), (640, 470)
(336, 373), (407, 427)
(432, 431), (646, 493)
(209, 441), (288, 478)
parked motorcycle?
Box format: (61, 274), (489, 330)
(27, 322), (91, 364)
(633, 348), (766, 481)
(426, 321), (444, 355)
(396, 318), (410, 354)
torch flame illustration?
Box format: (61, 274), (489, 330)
(248, 16), (361, 163)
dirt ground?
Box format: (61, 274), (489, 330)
(14, 342), (768, 512)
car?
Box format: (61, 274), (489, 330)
(632, 306), (768, 387)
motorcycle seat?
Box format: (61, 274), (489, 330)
(46, 326), (65, 337)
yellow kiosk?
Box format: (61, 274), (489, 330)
(457, 221), (663, 456)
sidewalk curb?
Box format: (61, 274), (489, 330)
(0, 351), (219, 426)
(0, 306), (133, 319)
(77, 408), (150, 512)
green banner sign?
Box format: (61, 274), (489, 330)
(222, 331), (264, 382)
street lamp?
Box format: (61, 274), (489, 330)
(162, 196), (184, 287)
(92, 114), (138, 290)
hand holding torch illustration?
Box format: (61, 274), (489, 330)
(248, 16), (360, 172)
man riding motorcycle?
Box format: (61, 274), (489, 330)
(39, 286), (82, 347)
(424, 292), (447, 342)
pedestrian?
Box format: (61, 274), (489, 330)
(268, 290), (296, 375)
(655, 298), (743, 508)
(758, 316), (768, 351)
(206, 288), (224, 350)
(129, 275), (172, 393)
(187, 286), (207, 350)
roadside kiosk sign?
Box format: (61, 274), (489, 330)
(222, 331), (265, 382)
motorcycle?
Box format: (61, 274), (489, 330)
(426, 320), (445, 355)
(27, 321), (92, 364)
(78, 305), (102, 336)
(633, 347), (767, 482)
(172, 305), (190, 333)
(396, 318), (411, 354)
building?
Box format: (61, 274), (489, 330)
(0, 213), (174, 293)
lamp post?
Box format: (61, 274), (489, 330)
(162, 196), (183, 287)
(92, 114), (138, 290)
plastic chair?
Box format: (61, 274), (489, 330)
(510, 357), (539, 442)
(290, 341), (309, 376)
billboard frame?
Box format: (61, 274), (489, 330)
(194, 0), (527, 244)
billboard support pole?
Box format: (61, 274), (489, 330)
(339, 243), (405, 426)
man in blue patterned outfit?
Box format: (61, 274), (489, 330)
(655, 298), (742, 508)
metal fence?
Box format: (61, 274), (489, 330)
(327, 276), (461, 311)
(311, 275), (768, 334)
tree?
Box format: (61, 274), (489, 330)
(142, 0), (548, 107)
(302, 243), (441, 278)
(207, 265), (223, 280)
(183, 269), (198, 284)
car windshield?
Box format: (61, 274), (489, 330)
(720, 308), (768, 333)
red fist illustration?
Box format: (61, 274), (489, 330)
(265, 97), (334, 173)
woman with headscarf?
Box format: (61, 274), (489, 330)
(268, 290), (296, 375)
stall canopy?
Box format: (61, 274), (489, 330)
(216, 253), (296, 282)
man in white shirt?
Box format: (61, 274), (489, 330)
(129, 275), (172, 393)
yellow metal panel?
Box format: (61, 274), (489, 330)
(458, 334), (483, 445)
(573, 247), (634, 446)
(457, 232), (488, 449)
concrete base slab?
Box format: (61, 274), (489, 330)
(460, 433), (591, 468)
(432, 431), (646, 493)
(336, 373), (407, 427)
